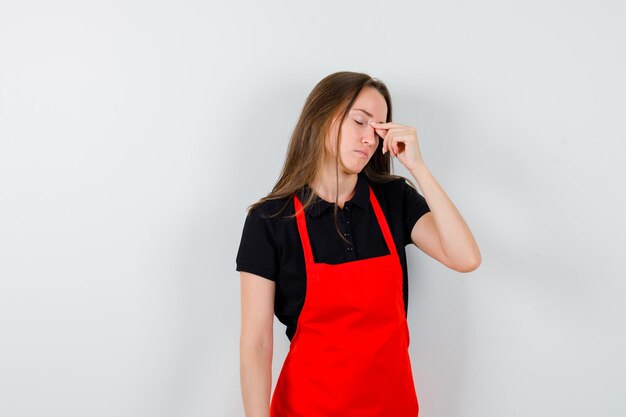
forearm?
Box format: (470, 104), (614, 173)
(409, 163), (481, 270)
(240, 338), (273, 417)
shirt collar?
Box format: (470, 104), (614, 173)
(297, 173), (370, 218)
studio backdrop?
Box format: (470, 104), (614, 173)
(1, 1), (624, 416)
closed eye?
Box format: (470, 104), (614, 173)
(354, 120), (364, 125)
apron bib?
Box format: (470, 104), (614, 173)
(270, 185), (419, 417)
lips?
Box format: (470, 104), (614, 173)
(355, 150), (368, 159)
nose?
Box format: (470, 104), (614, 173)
(363, 124), (377, 146)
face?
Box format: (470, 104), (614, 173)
(325, 87), (388, 175)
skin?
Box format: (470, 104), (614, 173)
(310, 86), (389, 207)
(240, 87), (482, 417)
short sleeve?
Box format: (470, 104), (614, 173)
(402, 180), (431, 245)
(235, 207), (278, 282)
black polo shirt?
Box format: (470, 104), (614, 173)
(236, 172), (431, 341)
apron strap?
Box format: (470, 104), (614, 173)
(368, 185), (399, 256)
(293, 194), (315, 266)
(293, 184), (399, 266)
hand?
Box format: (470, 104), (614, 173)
(369, 121), (424, 171)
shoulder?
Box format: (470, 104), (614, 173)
(242, 195), (296, 236)
(247, 196), (293, 218)
(367, 175), (415, 200)
(367, 175), (427, 218)
(237, 197), (295, 281)
(238, 196), (295, 257)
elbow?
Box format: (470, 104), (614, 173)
(240, 332), (273, 355)
(453, 253), (482, 273)
(240, 326), (274, 357)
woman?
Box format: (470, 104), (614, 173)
(237, 71), (481, 417)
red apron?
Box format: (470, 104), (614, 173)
(270, 185), (419, 417)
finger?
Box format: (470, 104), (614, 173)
(370, 121), (395, 128)
(372, 127), (388, 138)
(373, 128), (388, 153)
(370, 123), (387, 135)
(393, 138), (399, 157)
(394, 136), (403, 156)
(386, 135), (392, 155)
(380, 133), (389, 154)
(381, 135), (389, 154)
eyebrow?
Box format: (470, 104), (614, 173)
(352, 108), (384, 122)
(352, 108), (373, 117)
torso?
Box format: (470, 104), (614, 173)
(236, 172), (431, 341)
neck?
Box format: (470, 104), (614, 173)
(310, 164), (358, 209)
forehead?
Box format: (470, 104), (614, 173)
(350, 88), (387, 122)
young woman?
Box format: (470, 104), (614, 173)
(237, 71), (481, 417)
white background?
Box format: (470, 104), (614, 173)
(1, 1), (625, 416)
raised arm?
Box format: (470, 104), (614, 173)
(370, 120), (481, 273)
(409, 164), (481, 273)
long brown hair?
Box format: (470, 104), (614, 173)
(247, 71), (413, 238)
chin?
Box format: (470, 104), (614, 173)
(338, 156), (369, 175)
(341, 165), (364, 175)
